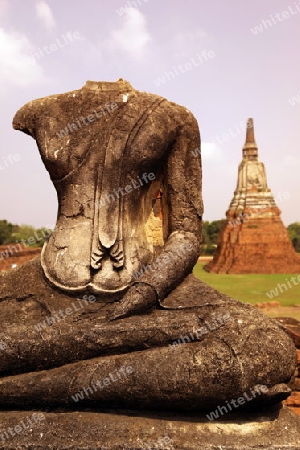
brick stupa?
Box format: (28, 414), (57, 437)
(205, 118), (300, 274)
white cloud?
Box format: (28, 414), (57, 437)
(0, 28), (47, 88)
(201, 142), (223, 161)
(0, 0), (9, 17)
(172, 29), (210, 59)
(36, 0), (56, 32)
(108, 8), (151, 59)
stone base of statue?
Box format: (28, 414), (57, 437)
(0, 257), (297, 408)
(0, 406), (299, 449)
(1, 258), (300, 449)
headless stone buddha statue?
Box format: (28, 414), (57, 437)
(0, 79), (296, 411)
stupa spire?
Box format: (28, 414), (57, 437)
(243, 118), (258, 159)
(205, 117), (300, 274)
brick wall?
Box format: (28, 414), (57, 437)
(278, 318), (300, 416)
(0, 245), (41, 271)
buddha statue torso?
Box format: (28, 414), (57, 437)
(13, 79), (203, 295)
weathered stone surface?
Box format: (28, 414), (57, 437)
(1, 82), (299, 444)
(206, 118), (300, 274)
(12, 79), (203, 295)
(0, 406), (299, 449)
(0, 257), (297, 410)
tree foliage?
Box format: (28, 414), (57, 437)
(0, 221), (52, 247)
(201, 220), (225, 255)
(288, 222), (300, 253)
(0, 220), (13, 245)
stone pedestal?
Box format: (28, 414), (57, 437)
(0, 406), (299, 449)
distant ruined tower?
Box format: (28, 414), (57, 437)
(205, 118), (300, 274)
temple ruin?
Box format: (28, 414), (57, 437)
(206, 118), (300, 274)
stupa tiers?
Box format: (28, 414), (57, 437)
(205, 118), (300, 274)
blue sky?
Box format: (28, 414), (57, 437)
(0, 0), (299, 227)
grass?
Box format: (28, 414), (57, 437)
(193, 263), (300, 317)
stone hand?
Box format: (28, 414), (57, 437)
(110, 283), (157, 321)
